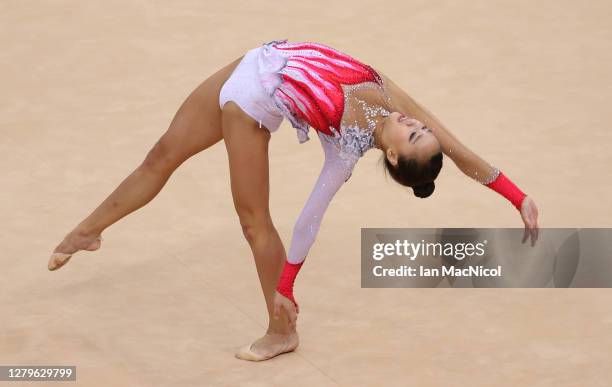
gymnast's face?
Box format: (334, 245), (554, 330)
(380, 112), (441, 166)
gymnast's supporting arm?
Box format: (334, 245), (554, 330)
(383, 76), (539, 244)
(273, 135), (357, 328)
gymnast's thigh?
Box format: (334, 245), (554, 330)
(221, 101), (272, 223)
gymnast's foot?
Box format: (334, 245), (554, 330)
(48, 228), (103, 271)
(235, 330), (299, 361)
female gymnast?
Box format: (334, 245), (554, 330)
(48, 39), (540, 361)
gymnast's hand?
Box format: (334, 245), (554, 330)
(520, 196), (539, 246)
(273, 291), (299, 331)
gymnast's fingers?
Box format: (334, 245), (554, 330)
(285, 304), (297, 331)
(273, 301), (281, 320)
(528, 219), (537, 247)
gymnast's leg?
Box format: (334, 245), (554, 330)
(49, 56), (243, 270)
(221, 101), (298, 360)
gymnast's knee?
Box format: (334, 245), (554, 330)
(141, 139), (182, 174)
(238, 213), (274, 246)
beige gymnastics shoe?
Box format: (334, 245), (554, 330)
(48, 235), (103, 271)
(235, 332), (299, 361)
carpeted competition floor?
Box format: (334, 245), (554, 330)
(1, 1), (611, 386)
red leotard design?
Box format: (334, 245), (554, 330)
(264, 40), (383, 138)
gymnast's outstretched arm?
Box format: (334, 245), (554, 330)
(382, 74), (539, 244)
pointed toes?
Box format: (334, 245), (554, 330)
(48, 253), (72, 271)
(235, 344), (267, 361)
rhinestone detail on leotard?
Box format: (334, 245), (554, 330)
(313, 77), (393, 165)
(478, 167), (501, 185)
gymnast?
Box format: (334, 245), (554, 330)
(48, 39), (540, 361)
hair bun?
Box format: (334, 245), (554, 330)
(412, 182), (435, 198)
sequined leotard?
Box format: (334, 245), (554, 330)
(255, 39), (393, 264)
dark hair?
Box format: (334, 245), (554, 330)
(382, 152), (443, 198)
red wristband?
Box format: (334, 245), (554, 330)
(485, 171), (527, 211)
(276, 260), (303, 306)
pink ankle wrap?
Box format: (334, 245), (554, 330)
(485, 171), (527, 211)
(276, 261), (303, 306)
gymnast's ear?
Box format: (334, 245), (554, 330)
(385, 147), (398, 167)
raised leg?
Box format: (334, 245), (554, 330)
(49, 56), (244, 270)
